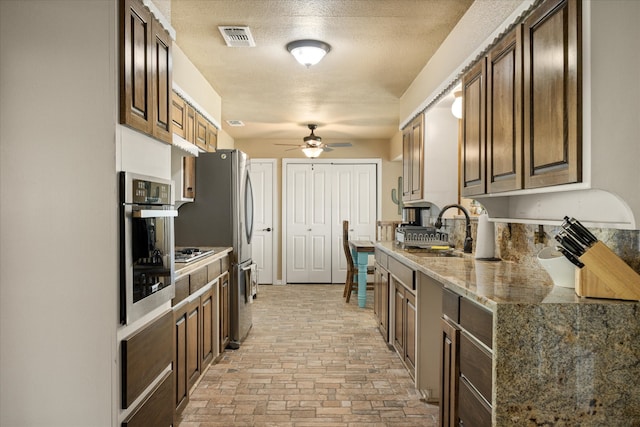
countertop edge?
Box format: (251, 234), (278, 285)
(174, 247), (233, 278)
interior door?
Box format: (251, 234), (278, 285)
(249, 160), (274, 284)
(332, 164), (377, 282)
(286, 164), (332, 283)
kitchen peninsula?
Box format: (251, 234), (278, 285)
(375, 241), (640, 425)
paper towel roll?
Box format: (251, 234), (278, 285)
(475, 213), (495, 259)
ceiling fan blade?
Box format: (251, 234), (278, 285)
(322, 146), (334, 152)
(325, 142), (352, 148)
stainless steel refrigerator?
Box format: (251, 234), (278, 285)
(175, 149), (256, 349)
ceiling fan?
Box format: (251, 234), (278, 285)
(276, 124), (352, 157)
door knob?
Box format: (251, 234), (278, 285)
(262, 227), (272, 232)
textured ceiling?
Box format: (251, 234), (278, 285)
(171, 0), (473, 142)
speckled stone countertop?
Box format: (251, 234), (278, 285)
(376, 241), (640, 425)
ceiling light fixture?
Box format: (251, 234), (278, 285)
(286, 40), (331, 67)
(451, 90), (463, 119)
(302, 146), (323, 158)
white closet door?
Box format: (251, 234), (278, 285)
(249, 160), (275, 284)
(286, 164), (332, 283)
(332, 164), (377, 282)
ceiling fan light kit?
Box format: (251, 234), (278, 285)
(302, 146), (323, 158)
(275, 124), (352, 157)
(286, 40), (331, 67)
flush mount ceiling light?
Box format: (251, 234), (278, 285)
(286, 40), (331, 67)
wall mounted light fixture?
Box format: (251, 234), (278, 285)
(451, 90), (463, 119)
(286, 40), (331, 67)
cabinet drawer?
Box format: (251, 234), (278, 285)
(221, 254), (230, 272)
(459, 332), (492, 403)
(122, 370), (173, 427)
(459, 297), (493, 349)
(173, 275), (189, 306)
(189, 266), (208, 294)
(207, 259), (222, 281)
(458, 376), (492, 427)
(121, 311), (172, 408)
(388, 257), (414, 290)
(375, 250), (388, 269)
(442, 288), (460, 323)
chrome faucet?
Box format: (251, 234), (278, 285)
(434, 204), (473, 253)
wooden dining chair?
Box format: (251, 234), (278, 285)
(342, 220), (374, 303)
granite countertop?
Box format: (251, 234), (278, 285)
(375, 241), (636, 310)
(174, 246), (232, 278)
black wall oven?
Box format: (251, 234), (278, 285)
(119, 172), (177, 325)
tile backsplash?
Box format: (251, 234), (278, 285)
(442, 218), (640, 273)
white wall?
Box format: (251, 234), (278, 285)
(0, 1), (117, 425)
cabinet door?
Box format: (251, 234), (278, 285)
(206, 122), (218, 152)
(183, 156), (195, 199)
(200, 288), (214, 367)
(380, 271), (389, 342)
(461, 59), (487, 196)
(487, 27), (523, 193)
(119, 0), (152, 134)
(173, 307), (188, 414)
(219, 272), (230, 350)
(402, 127), (412, 200)
(410, 116), (424, 200)
(405, 291), (417, 375)
(523, 0), (581, 189)
(374, 264), (389, 341)
(401, 115), (424, 202)
(440, 318), (460, 427)
(151, 18), (172, 144)
(171, 92), (186, 139)
(393, 282), (405, 355)
(195, 113), (208, 151)
(186, 300), (200, 389)
(185, 104), (196, 143)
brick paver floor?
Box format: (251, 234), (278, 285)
(178, 284), (439, 426)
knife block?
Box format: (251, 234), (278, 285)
(575, 241), (640, 301)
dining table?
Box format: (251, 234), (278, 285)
(348, 240), (375, 308)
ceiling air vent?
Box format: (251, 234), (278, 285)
(226, 120), (245, 127)
(218, 26), (256, 47)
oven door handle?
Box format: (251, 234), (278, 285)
(133, 209), (178, 219)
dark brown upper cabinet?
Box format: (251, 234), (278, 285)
(461, 59), (486, 197)
(523, 0), (581, 189)
(119, 0), (172, 144)
(487, 26), (523, 193)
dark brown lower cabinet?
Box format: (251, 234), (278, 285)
(121, 311), (173, 409)
(201, 285), (217, 368)
(441, 291), (493, 427)
(122, 371), (173, 427)
(186, 300), (201, 389)
(373, 262), (389, 341)
(392, 278), (416, 378)
(173, 302), (190, 415)
(458, 377), (492, 426)
(440, 318), (459, 427)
